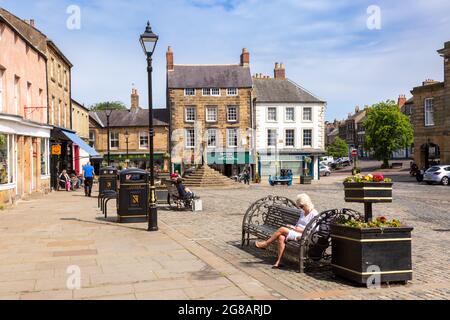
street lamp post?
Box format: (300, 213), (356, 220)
(106, 109), (114, 166)
(140, 21), (159, 232)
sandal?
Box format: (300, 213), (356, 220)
(272, 264), (285, 269)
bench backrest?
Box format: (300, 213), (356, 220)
(265, 205), (301, 228)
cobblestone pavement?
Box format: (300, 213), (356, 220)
(159, 181), (450, 300)
(0, 180), (449, 300)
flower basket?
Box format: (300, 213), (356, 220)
(344, 182), (393, 203)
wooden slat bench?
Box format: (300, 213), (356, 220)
(242, 196), (361, 272)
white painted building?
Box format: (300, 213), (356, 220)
(253, 64), (326, 180)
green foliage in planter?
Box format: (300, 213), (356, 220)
(337, 216), (402, 229)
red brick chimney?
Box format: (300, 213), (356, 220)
(131, 88), (139, 111)
(397, 95), (407, 108)
(240, 48), (250, 67)
(274, 63), (286, 80)
(166, 46), (174, 71)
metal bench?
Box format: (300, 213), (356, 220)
(241, 195), (360, 272)
(165, 181), (195, 211)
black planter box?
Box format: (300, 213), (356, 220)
(331, 224), (413, 285)
(344, 182), (393, 203)
(300, 176), (312, 185)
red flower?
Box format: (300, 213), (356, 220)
(378, 216), (387, 223)
(373, 174), (385, 182)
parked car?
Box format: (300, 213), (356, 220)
(320, 165), (331, 177)
(320, 156), (334, 165)
(423, 165), (450, 186)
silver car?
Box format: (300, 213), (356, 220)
(320, 165), (331, 177)
(423, 165), (450, 186)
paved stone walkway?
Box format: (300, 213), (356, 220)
(0, 179), (449, 300)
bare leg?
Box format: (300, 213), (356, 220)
(273, 235), (287, 267)
(256, 227), (290, 249)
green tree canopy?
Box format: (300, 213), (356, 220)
(364, 100), (414, 167)
(90, 101), (127, 111)
(327, 137), (349, 158)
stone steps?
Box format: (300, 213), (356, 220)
(183, 165), (242, 188)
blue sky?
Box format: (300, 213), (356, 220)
(1, 0), (449, 121)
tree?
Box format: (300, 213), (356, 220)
(327, 137), (349, 158)
(364, 100), (413, 168)
(90, 101), (127, 111)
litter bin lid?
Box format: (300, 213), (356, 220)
(120, 168), (149, 183)
(100, 167), (118, 175)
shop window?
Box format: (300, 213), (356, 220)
(40, 138), (49, 176)
(0, 134), (14, 184)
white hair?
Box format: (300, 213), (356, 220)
(296, 194), (314, 211)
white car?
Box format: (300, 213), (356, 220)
(321, 156), (334, 165)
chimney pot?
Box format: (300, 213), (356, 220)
(166, 46), (174, 71)
(240, 48), (250, 67)
(274, 62), (286, 79)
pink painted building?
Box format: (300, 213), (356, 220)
(0, 14), (52, 205)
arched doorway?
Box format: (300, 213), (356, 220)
(420, 143), (440, 169)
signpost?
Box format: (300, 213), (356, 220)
(351, 149), (358, 175)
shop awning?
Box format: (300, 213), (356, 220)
(62, 130), (102, 159)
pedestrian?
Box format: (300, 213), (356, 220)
(58, 170), (71, 192)
(243, 170), (250, 185)
(82, 162), (95, 197)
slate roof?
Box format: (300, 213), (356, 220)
(253, 78), (325, 104)
(90, 109), (169, 128)
(168, 65), (253, 89)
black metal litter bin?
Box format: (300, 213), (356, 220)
(118, 169), (149, 223)
(99, 167), (118, 195)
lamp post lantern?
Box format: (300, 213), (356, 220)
(140, 21), (159, 232)
(105, 108), (114, 166)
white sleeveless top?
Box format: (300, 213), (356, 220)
(295, 209), (319, 230)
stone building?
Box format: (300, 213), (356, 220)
(253, 63), (326, 180)
(0, 13), (52, 205)
(89, 89), (170, 172)
(0, 7), (84, 190)
(167, 47), (254, 177)
(411, 41), (450, 168)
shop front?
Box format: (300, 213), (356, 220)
(207, 150), (254, 178)
(257, 151), (323, 181)
(107, 153), (167, 171)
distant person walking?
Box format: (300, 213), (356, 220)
(82, 162), (95, 197)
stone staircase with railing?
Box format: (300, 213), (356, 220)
(182, 166), (244, 188)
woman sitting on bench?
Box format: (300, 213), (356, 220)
(255, 194), (318, 269)
(175, 178), (195, 199)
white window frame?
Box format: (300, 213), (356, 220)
(0, 134), (16, 188)
(202, 88), (211, 96)
(185, 106), (196, 122)
(40, 138), (50, 177)
(139, 132), (149, 149)
(184, 88), (196, 96)
(227, 128), (239, 148)
(227, 106), (238, 122)
(185, 129), (195, 149)
(303, 107), (313, 122)
(109, 131), (119, 150)
(285, 129), (295, 147)
(89, 131), (96, 147)
(267, 129), (277, 147)
(206, 106), (218, 122)
(303, 129), (313, 147)
(285, 107), (295, 122)
(227, 88), (238, 96)
(211, 88), (220, 96)
(0, 69), (4, 112)
(207, 129), (217, 148)
(424, 98), (435, 126)
(267, 107), (277, 122)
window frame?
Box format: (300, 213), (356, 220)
(267, 129), (277, 147)
(185, 106), (197, 123)
(185, 129), (196, 149)
(285, 107), (295, 122)
(227, 128), (239, 148)
(206, 106), (218, 123)
(109, 131), (119, 150)
(227, 88), (238, 96)
(40, 138), (50, 177)
(267, 107), (277, 122)
(89, 131), (96, 148)
(184, 88), (196, 96)
(303, 129), (313, 147)
(227, 106), (239, 123)
(139, 131), (149, 149)
(303, 107), (313, 122)
(207, 129), (217, 148)
(424, 98), (435, 127)
(0, 134), (16, 186)
(285, 129), (295, 147)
